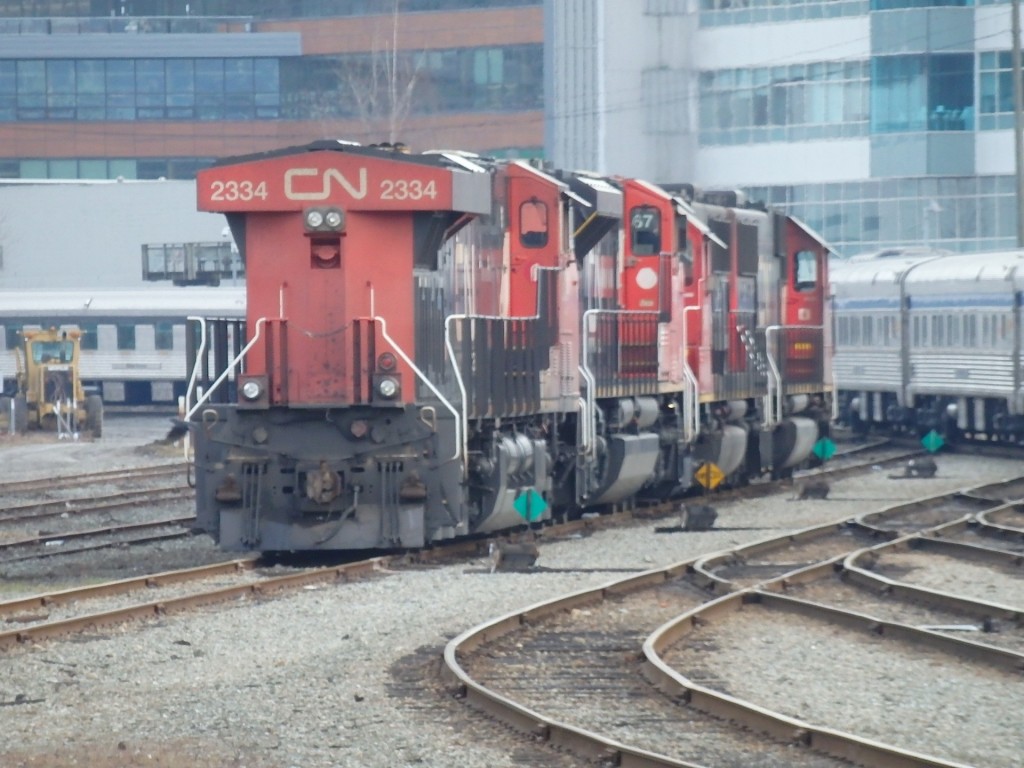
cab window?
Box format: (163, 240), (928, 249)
(676, 216), (694, 285)
(32, 341), (73, 363)
(630, 205), (661, 255)
(519, 199), (549, 248)
(794, 250), (818, 291)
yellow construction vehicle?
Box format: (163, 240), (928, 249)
(0, 327), (103, 438)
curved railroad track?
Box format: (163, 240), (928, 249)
(444, 475), (1024, 768)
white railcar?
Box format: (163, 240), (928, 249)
(903, 251), (1024, 439)
(832, 249), (1024, 441)
(0, 287), (245, 405)
(831, 255), (938, 432)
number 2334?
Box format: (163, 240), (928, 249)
(209, 180), (268, 201)
(380, 179), (437, 200)
(208, 178), (437, 202)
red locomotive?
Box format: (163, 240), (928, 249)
(186, 140), (831, 552)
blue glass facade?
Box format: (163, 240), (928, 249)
(0, 58), (281, 121)
(870, 54), (973, 133)
(699, 61), (869, 145)
(0, 2), (544, 180)
(694, 0), (1019, 254)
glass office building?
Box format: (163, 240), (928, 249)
(547, 0), (1020, 255)
(0, 1), (543, 181)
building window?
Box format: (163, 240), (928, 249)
(0, 0), (542, 18)
(0, 57), (280, 123)
(279, 44), (543, 120)
(745, 175), (1017, 256)
(699, 60), (868, 145)
(979, 51), (1016, 130)
(700, 0), (868, 27)
(11, 156), (213, 181)
(870, 54), (973, 134)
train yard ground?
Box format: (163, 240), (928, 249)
(0, 423), (1021, 767)
(0, 411), (183, 481)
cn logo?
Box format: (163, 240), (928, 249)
(284, 167), (367, 201)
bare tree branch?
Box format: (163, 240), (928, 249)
(335, 0), (424, 144)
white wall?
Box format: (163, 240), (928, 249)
(696, 139), (871, 186)
(0, 180), (227, 290)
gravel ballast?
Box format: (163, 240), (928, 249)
(2, 418), (1022, 767)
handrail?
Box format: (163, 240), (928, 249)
(580, 308), (660, 451)
(577, 367), (596, 457)
(441, 313), (505, 478)
(376, 314), (463, 472)
(440, 267), (562, 476)
(183, 315), (208, 418)
(763, 324), (824, 429)
(185, 317), (272, 422)
(681, 303), (701, 443)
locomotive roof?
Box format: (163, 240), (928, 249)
(206, 139), (485, 172)
(0, 287), (245, 317)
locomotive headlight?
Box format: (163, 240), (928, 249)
(305, 209), (324, 229)
(377, 376), (399, 399)
(324, 209), (344, 229)
(241, 380), (262, 401)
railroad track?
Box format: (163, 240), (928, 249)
(0, 484), (194, 524)
(0, 516), (196, 564)
(444, 475), (1024, 768)
(0, 440), (919, 648)
(0, 461), (195, 561)
(0, 486), (197, 564)
(0, 462), (185, 496)
(0, 557), (377, 649)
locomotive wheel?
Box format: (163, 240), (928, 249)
(85, 394), (104, 438)
(12, 394), (28, 434)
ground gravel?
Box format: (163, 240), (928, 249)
(1, 418), (1021, 767)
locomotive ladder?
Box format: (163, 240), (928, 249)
(763, 323), (824, 428)
(441, 266), (561, 476)
(578, 308), (680, 458)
